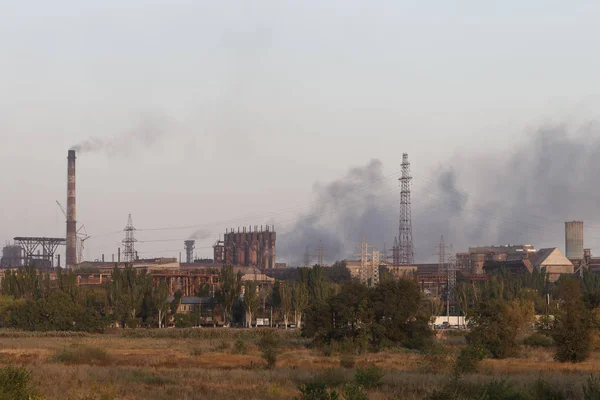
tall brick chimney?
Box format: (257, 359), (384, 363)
(66, 150), (77, 268)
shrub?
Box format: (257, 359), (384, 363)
(523, 333), (553, 348)
(191, 347), (203, 356)
(125, 370), (178, 386)
(0, 365), (39, 400)
(583, 375), (600, 400)
(215, 340), (230, 352)
(529, 378), (567, 400)
(354, 364), (384, 389)
(297, 381), (339, 400)
(342, 383), (368, 400)
(259, 330), (280, 369)
(454, 345), (486, 374)
(52, 345), (112, 365)
(339, 354), (356, 369)
(234, 339), (248, 355)
(316, 369), (347, 388)
(477, 379), (526, 400)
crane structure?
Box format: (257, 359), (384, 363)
(56, 201), (90, 264)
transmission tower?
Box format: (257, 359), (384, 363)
(392, 236), (399, 266)
(437, 235), (447, 275)
(398, 153), (414, 265)
(355, 235), (369, 283)
(371, 248), (380, 286)
(122, 214), (137, 263)
(447, 248), (456, 302)
(314, 241), (325, 266)
(303, 246), (310, 267)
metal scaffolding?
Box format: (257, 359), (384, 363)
(13, 237), (66, 268)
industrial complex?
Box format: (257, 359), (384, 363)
(0, 149), (597, 313)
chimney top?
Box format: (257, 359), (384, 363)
(68, 149), (76, 159)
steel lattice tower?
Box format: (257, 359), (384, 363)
(398, 153), (414, 265)
(122, 214), (137, 263)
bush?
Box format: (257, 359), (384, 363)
(0, 365), (39, 400)
(191, 347), (203, 356)
(454, 345), (486, 374)
(529, 378), (567, 400)
(234, 339), (248, 355)
(297, 381), (339, 400)
(583, 375), (600, 400)
(125, 370), (178, 386)
(52, 345), (112, 365)
(342, 383), (368, 400)
(477, 379), (526, 400)
(316, 369), (347, 388)
(523, 333), (553, 348)
(354, 364), (384, 389)
(215, 340), (230, 352)
(259, 330), (280, 369)
(339, 354), (356, 369)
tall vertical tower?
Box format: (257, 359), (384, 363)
(565, 221), (584, 259)
(184, 240), (195, 264)
(122, 214), (137, 263)
(66, 150), (77, 268)
(398, 153), (414, 265)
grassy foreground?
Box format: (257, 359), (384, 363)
(1, 329), (600, 399)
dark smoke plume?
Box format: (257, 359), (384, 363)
(278, 122), (600, 264)
(278, 159), (397, 265)
(70, 113), (169, 156)
(189, 229), (211, 241)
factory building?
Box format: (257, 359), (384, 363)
(531, 248), (574, 282)
(1, 244), (23, 268)
(213, 226), (276, 269)
(468, 244), (536, 275)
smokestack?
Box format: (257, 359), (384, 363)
(66, 150), (77, 268)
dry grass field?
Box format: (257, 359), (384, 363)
(1, 329), (600, 399)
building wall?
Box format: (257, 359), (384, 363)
(468, 245), (535, 275)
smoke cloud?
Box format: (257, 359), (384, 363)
(278, 122), (600, 264)
(278, 159), (396, 265)
(70, 113), (170, 156)
(189, 229), (211, 241)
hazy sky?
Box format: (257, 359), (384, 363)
(2, 1), (600, 264)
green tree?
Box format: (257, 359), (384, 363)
(293, 281), (309, 328)
(243, 281), (259, 328)
(107, 265), (152, 328)
(153, 280), (170, 328)
(466, 277), (534, 359)
(217, 266), (242, 326)
(279, 281), (293, 328)
(553, 277), (592, 363)
(369, 279), (432, 350)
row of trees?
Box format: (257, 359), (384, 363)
(454, 268), (600, 364)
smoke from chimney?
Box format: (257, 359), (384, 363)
(70, 113), (169, 156)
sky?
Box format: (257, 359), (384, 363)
(1, 1), (600, 264)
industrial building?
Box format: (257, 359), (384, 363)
(468, 244), (536, 275)
(213, 226), (276, 269)
(1, 244), (22, 268)
(531, 248), (574, 281)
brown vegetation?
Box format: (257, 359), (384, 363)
(0, 329), (599, 399)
